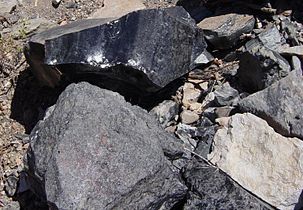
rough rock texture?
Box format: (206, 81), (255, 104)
(213, 82), (239, 106)
(197, 13), (255, 49)
(208, 113), (303, 210)
(150, 100), (179, 127)
(26, 7), (207, 91)
(238, 40), (291, 92)
(183, 159), (273, 210)
(23, 82), (187, 210)
(238, 71), (303, 139)
(0, 0), (17, 16)
(257, 24), (284, 51)
(89, 0), (146, 19)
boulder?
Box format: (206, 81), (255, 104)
(238, 71), (303, 139)
(25, 7), (207, 92)
(183, 159), (273, 210)
(208, 113), (303, 210)
(22, 82), (187, 210)
(237, 40), (291, 92)
(197, 13), (255, 50)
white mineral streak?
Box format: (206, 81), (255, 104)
(208, 113), (303, 210)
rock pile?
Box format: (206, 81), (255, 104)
(2, 0), (303, 209)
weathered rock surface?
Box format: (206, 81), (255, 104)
(0, 0), (17, 16)
(150, 100), (179, 127)
(183, 159), (273, 210)
(26, 7), (207, 92)
(238, 40), (291, 92)
(23, 82), (187, 209)
(197, 13), (255, 49)
(213, 82), (239, 106)
(256, 24), (284, 51)
(208, 113), (303, 210)
(89, 0), (146, 19)
(238, 71), (303, 139)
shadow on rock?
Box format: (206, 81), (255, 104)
(10, 67), (64, 134)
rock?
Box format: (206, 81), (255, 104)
(279, 46), (303, 57)
(291, 56), (303, 75)
(0, 0), (17, 16)
(257, 24), (284, 51)
(52, 0), (61, 8)
(182, 82), (201, 106)
(26, 7), (207, 91)
(213, 82), (239, 106)
(202, 107), (216, 122)
(22, 82), (187, 210)
(238, 71), (303, 139)
(180, 110), (199, 124)
(208, 113), (303, 210)
(150, 100), (179, 127)
(197, 13), (255, 50)
(4, 175), (18, 197)
(237, 40), (291, 92)
(89, 0), (146, 19)
(183, 159), (273, 210)
(215, 106), (235, 118)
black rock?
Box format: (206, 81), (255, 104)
(22, 82), (187, 210)
(183, 159), (274, 210)
(25, 7), (207, 92)
(237, 40), (291, 92)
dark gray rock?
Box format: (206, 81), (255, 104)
(150, 100), (179, 127)
(238, 71), (303, 139)
(213, 82), (239, 106)
(26, 7), (207, 92)
(237, 40), (291, 92)
(23, 82), (187, 210)
(197, 13), (255, 50)
(257, 24), (284, 51)
(183, 159), (274, 210)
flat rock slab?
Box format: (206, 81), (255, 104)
(238, 71), (303, 139)
(208, 113), (303, 210)
(183, 159), (273, 210)
(197, 13), (255, 49)
(26, 7), (207, 92)
(23, 82), (186, 209)
(90, 0), (146, 19)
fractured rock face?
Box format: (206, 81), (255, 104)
(197, 13), (255, 50)
(238, 71), (303, 139)
(23, 82), (186, 210)
(237, 40), (291, 92)
(26, 7), (207, 92)
(208, 113), (303, 210)
(183, 159), (272, 210)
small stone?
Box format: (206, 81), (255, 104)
(0, 0), (17, 16)
(150, 100), (179, 127)
(188, 102), (202, 113)
(198, 81), (208, 92)
(182, 83), (201, 106)
(180, 110), (199, 124)
(215, 106), (235, 118)
(213, 82), (239, 106)
(197, 13), (255, 49)
(279, 46), (303, 57)
(208, 113), (303, 210)
(4, 175), (18, 197)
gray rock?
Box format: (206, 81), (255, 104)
(238, 40), (291, 92)
(291, 56), (303, 75)
(238, 71), (303, 139)
(150, 100), (179, 127)
(213, 82), (239, 106)
(180, 110), (199, 124)
(197, 13), (255, 50)
(23, 82), (187, 210)
(183, 159), (273, 210)
(0, 0), (17, 16)
(257, 24), (284, 51)
(4, 175), (18, 197)
(26, 7), (207, 92)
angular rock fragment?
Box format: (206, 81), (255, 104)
(208, 113), (303, 210)
(0, 0), (17, 16)
(256, 24), (284, 51)
(197, 13), (255, 49)
(22, 82), (187, 210)
(150, 100), (179, 127)
(26, 7), (207, 92)
(183, 159), (273, 210)
(213, 82), (239, 106)
(238, 71), (303, 139)
(237, 40), (291, 92)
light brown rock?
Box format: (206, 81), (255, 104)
(89, 0), (146, 19)
(208, 113), (303, 210)
(180, 110), (199, 124)
(182, 83), (201, 107)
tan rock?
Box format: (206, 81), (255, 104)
(208, 113), (303, 210)
(180, 110), (199, 124)
(182, 83), (201, 106)
(89, 0), (146, 19)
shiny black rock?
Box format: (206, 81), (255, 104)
(27, 7), (207, 92)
